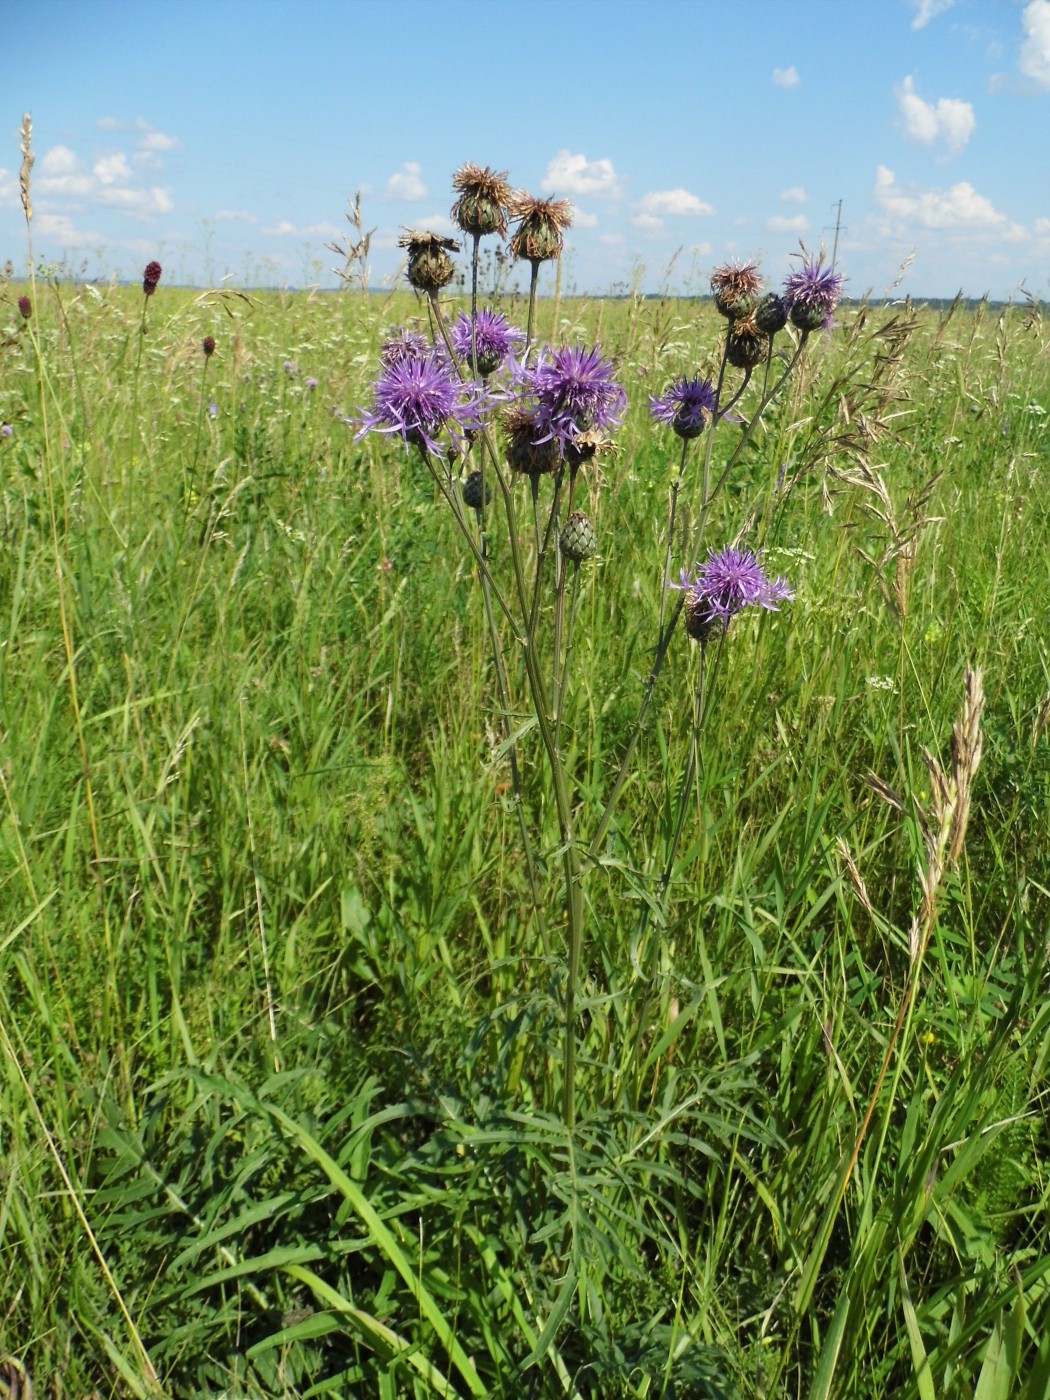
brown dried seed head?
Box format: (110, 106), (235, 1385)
(398, 230), (459, 293)
(508, 193), (573, 264)
(451, 163), (511, 238)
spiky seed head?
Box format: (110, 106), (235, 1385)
(462, 470), (492, 509)
(725, 313), (768, 371)
(508, 193), (573, 264)
(503, 403), (561, 476)
(710, 260), (762, 320)
(142, 260), (162, 296)
(755, 292), (788, 335)
(561, 511), (597, 562)
(398, 230), (459, 293)
(451, 163), (511, 238)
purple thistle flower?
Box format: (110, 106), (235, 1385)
(305, 377), (318, 391)
(1, 423), (13, 439)
(521, 343), (626, 453)
(783, 255), (844, 333)
(356, 350), (486, 456)
(673, 546), (792, 642)
(450, 308), (525, 377)
(650, 377), (718, 440)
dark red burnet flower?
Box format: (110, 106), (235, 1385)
(202, 335), (216, 357)
(142, 261), (163, 296)
(18, 295), (31, 319)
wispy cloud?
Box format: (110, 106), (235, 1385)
(767, 214), (809, 234)
(384, 162), (427, 201)
(215, 209), (259, 224)
(896, 76), (975, 153)
(34, 212), (104, 246)
(262, 219), (342, 238)
(908, 0), (956, 29)
(772, 66), (799, 89)
(1020, 0), (1050, 87)
(542, 150), (621, 198)
(779, 186), (807, 204)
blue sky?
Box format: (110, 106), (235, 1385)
(2, 0), (1049, 300)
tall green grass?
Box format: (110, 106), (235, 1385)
(1, 276), (1049, 1397)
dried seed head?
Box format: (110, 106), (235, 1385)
(710, 260), (762, 320)
(451, 163), (511, 238)
(398, 231), (459, 293)
(561, 511), (597, 562)
(142, 260), (162, 296)
(19, 113), (34, 223)
(725, 313), (768, 371)
(503, 403), (560, 476)
(508, 193), (573, 264)
(755, 292), (789, 335)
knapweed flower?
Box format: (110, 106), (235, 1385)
(450, 308), (525, 376)
(305, 377), (318, 391)
(17, 295), (31, 319)
(710, 260), (762, 320)
(398, 230), (459, 293)
(674, 546), (792, 643)
(451, 163), (511, 238)
(1, 423), (12, 438)
(509, 193), (573, 264)
(784, 255), (844, 332)
(650, 376), (718, 440)
(142, 260), (162, 296)
(523, 343), (626, 454)
(357, 349), (485, 456)
(202, 335), (216, 357)
(725, 313), (768, 371)
(208, 401), (218, 419)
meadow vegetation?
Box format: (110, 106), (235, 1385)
(1, 223), (1050, 1395)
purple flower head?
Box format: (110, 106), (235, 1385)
(208, 401), (218, 419)
(521, 343), (626, 454)
(650, 377), (718, 440)
(202, 335), (216, 357)
(357, 349), (486, 456)
(142, 260), (162, 296)
(450, 308), (525, 377)
(379, 327), (431, 369)
(305, 376), (318, 391)
(784, 255), (844, 333)
(673, 546), (792, 643)
(18, 295), (32, 319)
(1, 423), (12, 439)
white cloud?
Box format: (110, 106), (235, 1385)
(909, 0), (956, 29)
(39, 145), (80, 177)
(96, 185), (173, 215)
(896, 76), (975, 152)
(874, 165), (1024, 239)
(767, 214), (809, 233)
(630, 212), (664, 233)
(34, 213), (103, 246)
(262, 219), (341, 238)
(1020, 0), (1050, 87)
(573, 208), (599, 228)
(384, 161), (427, 201)
(637, 188), (714, 217)
(0, 166), (18, 206)
(215, 209), (258, 224)
(94, 153), (131, 185)
(772, 66), (799, 89)
(137, 130), (180, 153)
(600, 233), (625, 246)
(542, 149), (621, 198)
(96, 116), (121, 131)
(779, 186), (807, 204)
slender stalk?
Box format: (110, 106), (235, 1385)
(524, 260), (541, 355)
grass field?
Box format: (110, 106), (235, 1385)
(1, 269), (1049, 1398)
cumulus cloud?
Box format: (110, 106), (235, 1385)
(767, 214), (809, 233)
(262, 219), (342, 238)
(34, 212), (104, 246)
(0, 166), (19, 206)
(39, 145), (80, 177)
(909, 0), (956, 28)
(772, 66), (799, 89)
(896, 76), (975, 152)
(874, 165), (1023, 238)
(631, 212), (664, 233)
(94, 153), (131, 185)
(542, 150), (621, 198)
(1020, 0), (1050, 87)
(637, 188), (714, 217)
(137, 130), (180, 153)
(32, 141), (173, 218)
(573, 208), (599, 229)
(96, 185), (173, 215)
(779, 186), (807, 204)
(384, 161), (427, 201)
